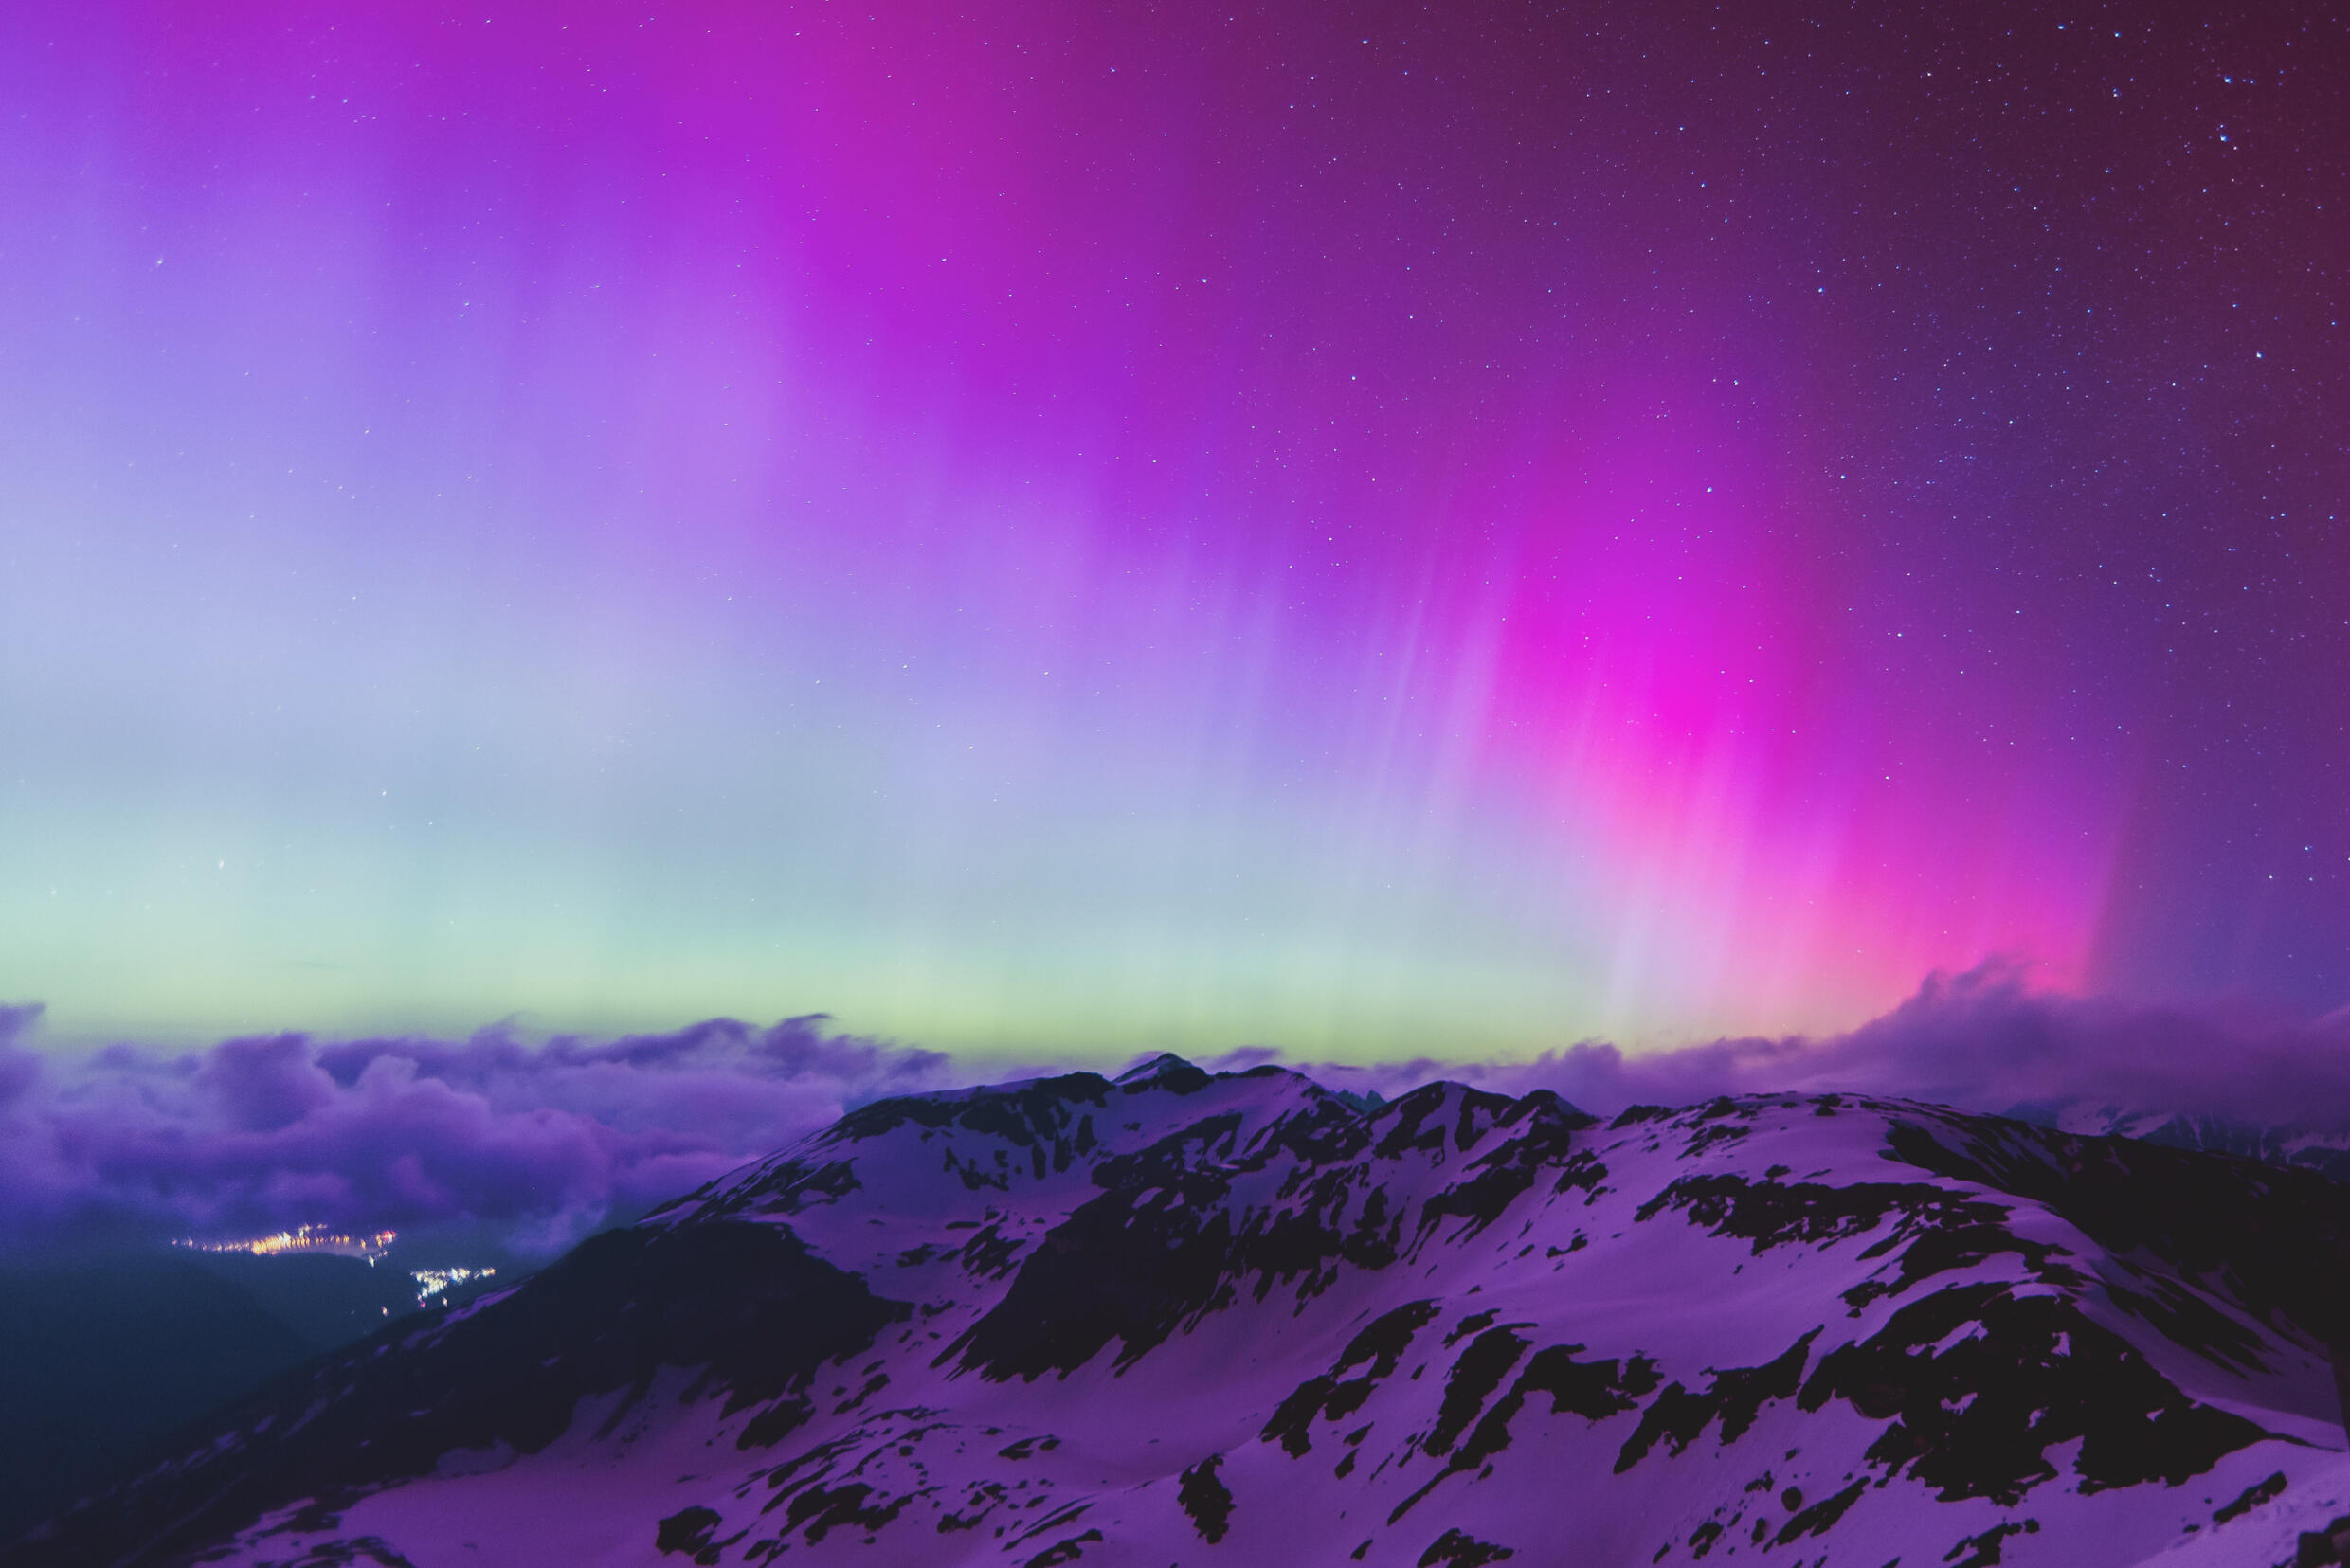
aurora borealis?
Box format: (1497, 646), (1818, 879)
(3, 0), (2344, 1059)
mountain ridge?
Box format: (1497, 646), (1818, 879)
(13, 1059), (2350, 1567)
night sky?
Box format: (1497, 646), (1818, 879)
(3, 0), (2345, 1059)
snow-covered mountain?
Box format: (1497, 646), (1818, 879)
(15, 1056), (2350, 1568)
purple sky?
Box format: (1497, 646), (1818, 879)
(1, 2), (2345, 1064)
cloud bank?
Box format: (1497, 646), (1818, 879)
(5, 962), (2347, 1257)
(1280, 959), (2350, 1131)
(0, 1007), (964, 1256)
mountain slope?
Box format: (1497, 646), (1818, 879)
(0, 1238), (516, 1539)
(0, 1255), (317, 1542)
(13, 1058), (2349, 1568)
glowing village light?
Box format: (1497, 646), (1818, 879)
(410, 1266), (496, 1306)
(172, 1224), (398, 1262)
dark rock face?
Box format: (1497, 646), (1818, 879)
(1885, 1115), (2350, 1355)
(1418, 1526), (1516, 1565)
(656, 1505), (724, 1559)
(946, 1084), (1599, 1385)
(1175, 1453), (1234, 1542)
(1264, 1300), (1445, 1456)
(1614, 1331), (1818, 1474)
(1799, 1287), (2267, 1504)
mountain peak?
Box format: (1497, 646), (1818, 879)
(1115, 1050), (1215, 1090)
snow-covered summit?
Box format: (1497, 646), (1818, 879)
(15, 1063), (2349, 1567)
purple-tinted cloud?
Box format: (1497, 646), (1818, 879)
(1271, 959), (2350, 1132)
(7, 966), (2349, 1259)
(0, 1010), (963, 1256)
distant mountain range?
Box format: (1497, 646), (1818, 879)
(2018, 1101), (2350, 1188)
(11, 1056), (2350, 1567)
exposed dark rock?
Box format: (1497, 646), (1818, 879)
(1636, 1172), (2012, 1258)
(655, 1505), (722, 1557)
(1264, 1302), (1443, 1455)
(1425, 1327), (1533, 1456)
(1771, 1479), (1863, 1543)
(946, 1169), (1239, 1379)
(1418, 1526), (1516, 1565)
(1417, 1096), (1592, 1240)
(1615, 1332), (1817, 1472)
(1022, 1527), (1104, 1565)
(778, 1481), (911, 1543)
(1177, 1454), (1235, 1542)
(1884, 1115), (2350, 1361)
(2214, 1469), (2287, 1523)
(1943, 1518), (2040, 1567)
(1392, 1342), (1662, 1519)
(1799, 1285), (2268, 1504)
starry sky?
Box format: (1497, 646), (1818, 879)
(2, 0), (2344, 1059)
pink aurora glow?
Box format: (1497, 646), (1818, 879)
(2, 1), (2340, 1054)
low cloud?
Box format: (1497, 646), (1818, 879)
(1273, 958), (2350, 1131)
(0, 1006), (962, 1257)
(6, 964), (2347, 1258)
